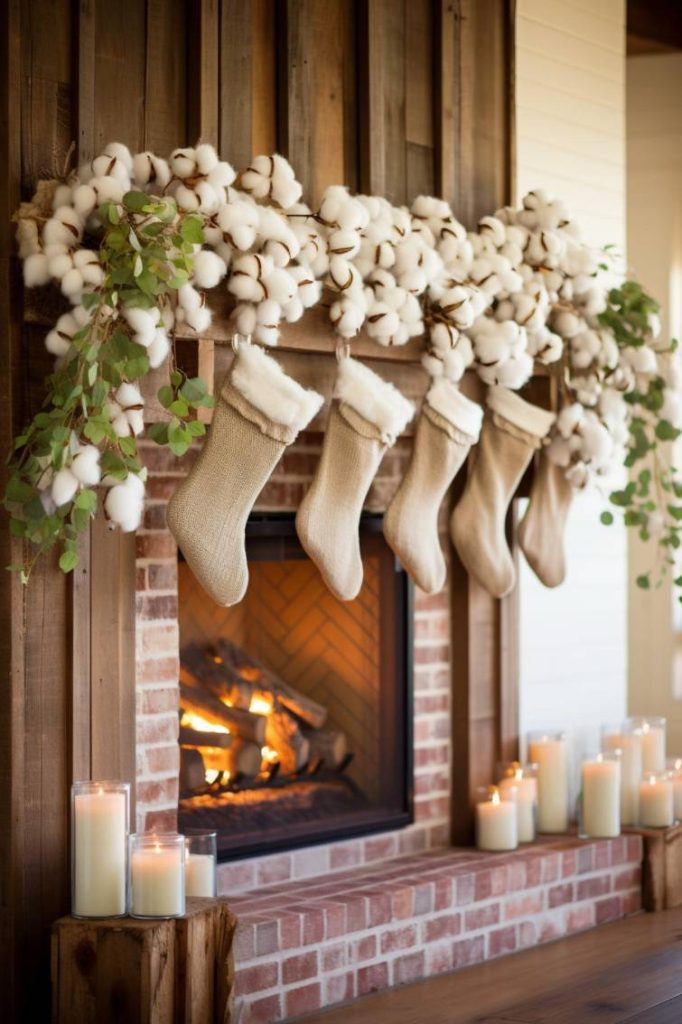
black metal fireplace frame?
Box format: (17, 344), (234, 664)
(178, 512), (414, 862)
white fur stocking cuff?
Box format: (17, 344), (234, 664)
(487, 385), (555, 439)
(426, 378), (483, 440)
(231, 342), (324, 431)
(335, 357), (415, 444)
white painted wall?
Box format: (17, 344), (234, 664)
(626, 53), (682, 752)
(515, 0), (628, 770)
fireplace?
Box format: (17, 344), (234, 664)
(177, 513), (413, 860)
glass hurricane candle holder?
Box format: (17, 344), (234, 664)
(497, 761), (537, 843)
(184, 830), (217, 898)
(527, 731), (570, 833)
(130, 833), (186, 919)
(667, 758), (682, 820)
(639, 772), (674, 828)
(476, 785), (518, 852)
(601, 721), (642, 825)
(626, 716), (666, 773)
(71, 780), (129, 919)
(579, 752), (621, 839)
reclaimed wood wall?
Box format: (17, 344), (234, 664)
(0, 0), (514, 1016)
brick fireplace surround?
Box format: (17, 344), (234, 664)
(135, 433), (642, 1022)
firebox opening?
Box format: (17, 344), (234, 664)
(177, 513), (414, 861)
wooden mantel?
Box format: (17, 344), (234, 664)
(1, 1), (517, 1017)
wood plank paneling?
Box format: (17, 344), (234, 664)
(360, 0), (407, 201)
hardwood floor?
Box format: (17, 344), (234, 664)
(300, 909), (682, 1023)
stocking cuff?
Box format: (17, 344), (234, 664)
(335, 357), (415, 444)
(230, 343), (324, 436)
(426, 378), (483, 441)
(487, 385), (555, 439)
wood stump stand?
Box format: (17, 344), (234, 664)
(51, 897), (237, 1024)
(626, 824), (682, 911)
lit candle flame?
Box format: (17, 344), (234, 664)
(489, 786), (500, 805)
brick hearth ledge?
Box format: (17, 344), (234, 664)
(229, 835), (642, 1022)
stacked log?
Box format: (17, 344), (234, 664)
(179, 640), (349, 789)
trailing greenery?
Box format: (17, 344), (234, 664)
(597, 280), (682, 595)
(4, 192), (213, 582)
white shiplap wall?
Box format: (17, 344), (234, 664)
(515, 0), (628, 766)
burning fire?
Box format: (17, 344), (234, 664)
(181, 711), (229, 734)
(261, 745), (279, 765)
(249, 694), (273, 716)
(205, 768), (231, 785)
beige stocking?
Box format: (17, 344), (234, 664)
(450, 386), (555, 598)
(167, 343), (323, 606)
(296, 357), (414, 601)
(384, 378), (483, 593)
(518, 449), (574, 587)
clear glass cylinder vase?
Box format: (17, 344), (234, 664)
(497, 761), (537, 843)
(71, 780), (130, 918)
(579, 752), (621, 839)
(639, 771), (674, 828)
(184, 830), (217, 898)
(476, 785), (518, 852)
(527, 731), (570, 833)
(130, 833), (186, 919)
(626, 716), (666, 773)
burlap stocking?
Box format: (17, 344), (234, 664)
(518, 448), (574, 587)
(384, 378), (483, 593)
(167, 343), (323, 606)
(450, 386), (555, 598)
(296, 357), (414, 601)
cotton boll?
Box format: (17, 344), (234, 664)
(478, 216), (506, 248)
(48, 251), (73, 282)
(115, 381), (144, 410)
(263, 267), (295, 305)
(422, 352), (445, 378)
(626, 345), (658, 375)
(147, 329), (170, 369)
(105, 477), (144, 532)
(24, 252), (50, 288)
(195, 180), (220, 214)
(271, 174), (303, 210)
(442, 349), (467, 383)
(438, 286), (474, 330)
(328, 229), (361, 259)
(398, 266), (427, 295)
(531, 327), (563, 364)
(429, 321), (459, 355)
(366, 302), (401, 343)
(233, 303), (258, 337)
(546, 435), (572, 468)
(579, 416), (613, 465)
(170, 148), (197, 178)
(71, 445), (101, 486)
(194, 143), (219, 175)
(174, 184), (200, 212)
(178, 282), (202, 313)
(661, 390), (682, 429)
(598, 333), (619, 370)
(45, 329), (72, 356)
(52, 467), (79, 507)
(553, 309), (583, 339)
(192, 249), (227, 289)
(72, 183), (98, 218)
(123, 306), (158, 346)
(44, 206), (83, 247)
(217, 201), (259, 251)
(328, 255), (361, 293)
(132, 151), (171, 190)
(207, 161), (236, 192)
(330, 297), (365, 337)
(474, 330), (510, 368)
(185, 304), (212, 334)
(92, 151), (131, 185)
(61, 268), (84, 299)
(229, 269), (266, 303)
(557, 403), (584, 438)
(91, 175), (125, 205)
(282, 294), (304, 322)
(488, 351), (534, 389)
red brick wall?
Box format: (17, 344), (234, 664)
(135, 431), (453, 877)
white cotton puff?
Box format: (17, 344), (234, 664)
(43, 206), (83, 248)
(52, 467), (79, 507)
(282, 295), (304, 323)
(93, 148), (132, 184)
(72, 183), (98, 218)
(71, 445), (101, 486)
(528, 326), (563, 364)
(192, 249), (227, 289)
(479, 351), (533, 389)
(552, 309), (583, 339)
(477, 216), (506, 248)
(441, 348), (467, 383)
(24, 252), (51, 288)
(328, 255), (361, 294)
(178, 282), (202, 313)
(173, 184), (200, 212)
(217, 200), (259, 251)
(61, 268), (84, 299)
(116, 381), (143, 409)
(625, 345), (658, 375)
(185, 304), (212, 334)
(123, 306), (159, 346)
(105, 474), (144, 532)
(580, 415), (613, 465)
(328, 228), (361, 259)
(147, 329), (170, 369)
(366, 302), (401, 344)
(234, 303), (258, 336)
(570, 329), (601, 369)
(429, 321), (459, 355)
(195, 181), (220, 214)
(132, 151), (171, 190)
(264, 267), (296, 305)
(556, 403), (584, 438)
(194, 143), (219, 175)
(330, 296), (365, 337)
(45, 328), (72, 357)
(91, 175), (125, 205)
(170, 148), (197, 178)
(207, 160), (236, 191)
(437, 286), (474, 330)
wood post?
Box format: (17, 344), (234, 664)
(631, 824), (682, 912)
(51, 898), (237, 1024)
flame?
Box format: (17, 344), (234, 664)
(205, 769), (220, 784)
(488, 786), (500, 805)
(261, 745), (279, 765)
(239, 666), (262, 683)
(249, 694), (273, 716)
(213, 655), (223, 664)
(181, 711), (229, 734)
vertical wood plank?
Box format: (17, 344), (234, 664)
(188, 0), (219, 146)
(251, 0), (278, 157)
(280, 0), (357, 205)
(435, 0), (460, 207)
(359, 0), (407, 202)
(405, 0), (435, 198)
(219, 0), (253, 168)
(93, 0), (146, 151)
(144, 0), (188, 153)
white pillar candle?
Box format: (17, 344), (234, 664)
(640, 721), (666, 773)
(528, 733), (569, 833)
(602, 728), (642, 826)
(581, 754), (620, 838)
(476, 787), (518, 852)
(498, 765), (537, 843)
(186, 854), (216, 898)
(668, 759), (682, 819)
(639, 773), (674, 828)
(131, 836), (185, 918)
(72, 784), (128, 918)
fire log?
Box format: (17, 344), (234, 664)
(213, 638), (328, 729)
(180, 747), (206, 791)
(179, 727), (262, 777)
(265, 702), (310, 773)
(303, 727), (348, 769)
(179, 683), (266, 745)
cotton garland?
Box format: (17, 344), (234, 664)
(6, 142), (682, 591)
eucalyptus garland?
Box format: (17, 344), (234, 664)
(5, 141), (682, 595)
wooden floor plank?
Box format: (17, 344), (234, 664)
(300, 909), (682, 1024)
